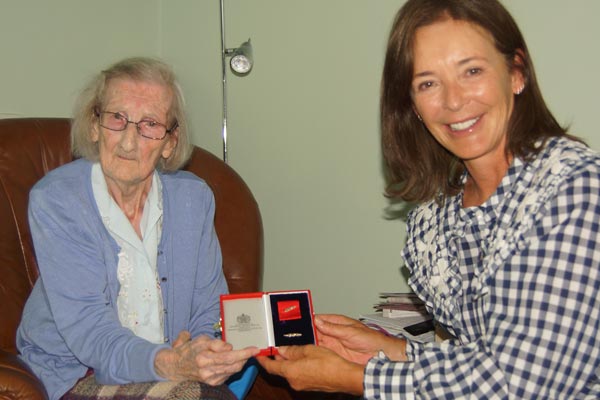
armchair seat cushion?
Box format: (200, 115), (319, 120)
(0, 350), (46, 399)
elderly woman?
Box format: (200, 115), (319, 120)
(17, 57), (258, 400)
(259, 0), (600, 398)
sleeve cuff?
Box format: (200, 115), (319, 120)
(148, 344), (172, 382)
(364, 352), (415, 400)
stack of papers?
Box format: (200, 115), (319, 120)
(360, 292), (434, 343)
(359, 312), (435, 343)
(374, 292), (428, 319)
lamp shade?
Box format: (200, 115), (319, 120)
(230, 40), (253, 75)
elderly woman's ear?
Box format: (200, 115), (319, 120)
(162, 132), (178, 160)
(91, 123), (100, 143)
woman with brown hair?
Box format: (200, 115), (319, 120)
(259, 1), (600, 398)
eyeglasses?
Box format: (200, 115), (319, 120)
(95, 110), (178, 140)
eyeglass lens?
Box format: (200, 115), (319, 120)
(100, 112), (168, 140)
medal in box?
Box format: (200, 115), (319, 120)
(220, 290), (317, 356)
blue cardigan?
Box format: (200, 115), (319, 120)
(16, 159), (228, 400)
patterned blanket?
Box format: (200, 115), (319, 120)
(62, 375), (237, 400)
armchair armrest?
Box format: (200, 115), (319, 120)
(0, 349), (47, 399)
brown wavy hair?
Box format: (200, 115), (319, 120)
(381, 0), (571, 203)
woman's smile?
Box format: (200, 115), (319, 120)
(448, 116), (480, 132)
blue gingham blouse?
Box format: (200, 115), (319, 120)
(364, 137), (600, 399)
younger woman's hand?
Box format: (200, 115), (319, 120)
(257, 345), (364, 395)
(316, 314), (407, 363)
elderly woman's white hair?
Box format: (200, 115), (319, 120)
(71, 56), (192, 171)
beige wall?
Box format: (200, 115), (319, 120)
(1, 1), (599, 317)
(0, 1), (159, 118)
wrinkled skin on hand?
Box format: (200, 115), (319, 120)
(155, 330), (259, 386)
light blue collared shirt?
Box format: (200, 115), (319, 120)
(91, 163), (165, 344)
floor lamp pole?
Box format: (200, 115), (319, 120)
(219, 0), (229, 163)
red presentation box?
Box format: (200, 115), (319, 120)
(220, 290), (318, 356)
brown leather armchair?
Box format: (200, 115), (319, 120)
(0, 118), (280, 399)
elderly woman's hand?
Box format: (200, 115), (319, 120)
(155, 331), (260, 385)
